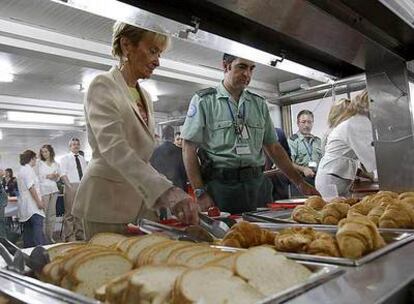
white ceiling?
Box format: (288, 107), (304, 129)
(0, 0), (311, 170)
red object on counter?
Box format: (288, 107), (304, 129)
(207, 206), (221, 217)
(267, 203), (302, 210)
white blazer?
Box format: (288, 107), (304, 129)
(72, 67), (172, 223)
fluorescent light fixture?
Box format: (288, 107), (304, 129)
(7, 111), (75, 125)
(0, 129), (3, 140)
(0, 72), (13, 82)
(66, 0), (136, 22)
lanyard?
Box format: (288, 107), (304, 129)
(302, 139), (313, 160)
(226, 99), (246, 139)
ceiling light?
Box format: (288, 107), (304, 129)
(0, 72), (13, 83)
(7, 111), (75, 125)
(0, 130), (3, 140)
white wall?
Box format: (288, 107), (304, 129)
(267, 102), (282, 128)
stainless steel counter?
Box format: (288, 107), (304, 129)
(285, 241), (414, 304)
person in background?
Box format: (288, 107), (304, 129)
(288, 110), (322, 185)
(0, 179), (7, 238)
(16, 150), (47, 248)
(182, 53), (319, 214)
(315, 91), (376, 197)
(321, 98), (351, 155)
(72, 22), (197, 240)
(150, 126), (188, 191)
(2, 168), (18, 197)
(60, 137), (87, 241)
(264, 127), (292, 200)
(38, 144), (60, 243)
(174, 131), (183, 148)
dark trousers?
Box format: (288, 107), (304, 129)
(269, 172), (291, 200)
(22, 214), (47, 248)
(206, 174), (273, 214)
(290, 176), (315, 197)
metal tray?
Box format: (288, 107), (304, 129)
(253, 223), (414, 266)
(244, 209), (414, 231)
(210, 245), (344, 304)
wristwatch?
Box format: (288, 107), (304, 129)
(194, 187), (206, 198)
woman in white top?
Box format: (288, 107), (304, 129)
(315, 91), (377, 198)
(38, 144), (60, 243)
(16, 150), (47, 248)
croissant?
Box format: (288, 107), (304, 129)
(274, 227), (315, 253)
(336, 216), (385, 259)
(400, 197), (414, 209)
(292, 205), (321, 224)
(398, 192), (414, 201)
(347, 197), (377, 218)
(367, 203), (387, 226)
(307, 232), (341, 257)
(378, 201), (414, 229)
(221, 221), (275, 248)
(304, 196), (326, 210)
(321, 203), (350, 225)
(375, 191), (398, 200)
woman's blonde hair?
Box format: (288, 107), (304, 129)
(334, 90), (369, 127)
(328, 98), (351, 128)
(112, 22), (170, 59)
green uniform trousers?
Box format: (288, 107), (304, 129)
(206, 174), (273, 214)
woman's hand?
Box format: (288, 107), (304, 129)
(156, 187), (199, 225)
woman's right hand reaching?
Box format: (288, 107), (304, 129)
(156, 187), (199, 225)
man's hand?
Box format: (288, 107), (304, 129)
(196, 193), (215, 212)
(302, 167), (315, 178)
(297, 181), (320, 196)
(171, 197), (199, 225)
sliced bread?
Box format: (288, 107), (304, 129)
(47, 242), (86, 261)
(172, 266), (264, 304)
(89, 233), (128, 247)
(126, 234), (168, 263)
(235, 246), (312, 296)
(186, 251), (231, 268)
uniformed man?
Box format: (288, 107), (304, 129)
(181, 54), (319, 214)
(288, 110), (322, 187)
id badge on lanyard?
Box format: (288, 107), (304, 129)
(227, 100), (251, 155)
(303, 140), (316, 168)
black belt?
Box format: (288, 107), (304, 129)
(210, 166), (263, 181)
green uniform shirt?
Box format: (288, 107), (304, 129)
(181, 82), (278, 169)
(288, 132), (322, 167)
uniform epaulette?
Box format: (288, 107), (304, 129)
(290, 134), (299, 141)
(246, 89), (265, 100)
(196, 87), (217, 97)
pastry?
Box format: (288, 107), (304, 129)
(378, 201), (414, 229)
(304, 196), (326, 210)
(292, 205), (321, 224)
(336, 216), (385, 259)
(273, 227), (315, 253)
(307, 232), (341, 257)
(367, 203), (387, 226)
(321, 203), (350, 225)
(398, 192), (414, 201)
(221, 221), (275, 248)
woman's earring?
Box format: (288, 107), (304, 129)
(124, 55), (129, 62)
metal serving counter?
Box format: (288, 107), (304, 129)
(285, 241), (414, 304)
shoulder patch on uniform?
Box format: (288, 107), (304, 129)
(246, 89), (265, 100)
(196, 87), (217, 97)
(290, 134), (299, 141)
(187, 103), (197, 118)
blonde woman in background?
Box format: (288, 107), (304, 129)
(72, 22), (198, 239)
(38, 144), (60, 243)
(320, 98), (351, 155)
(315, 91), (376, 198)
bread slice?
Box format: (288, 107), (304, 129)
(148, 241), (194, 265)
(115, 237), (140, 253)
(186, 251), (231, 268)
(47, 242), (86, 261)
(173, 266), (263, 304)
(89, 233), (128, 247)
(207, 252), (241, 270)
(123, 265), (187, 304)
(126, 234), (169, 263)
(95, 269), (140, 303)
(171, 246), (217, 266)
(71, 252), (133, 298)
(235, 246), (312, 296)
(136, 240), (175, 266)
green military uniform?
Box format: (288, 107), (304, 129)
(288, 132), (322, 189)
(181, 82), (278, 214)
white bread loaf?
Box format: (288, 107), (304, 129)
(47, 242), (86, 261)
(136, 240), (174, 266)
(71, 252), (133, 298)
(235, 246), (312, 296)
(207, 252), (241, 270)
(123, 265), (187, 304)
(126, 234), (168, 263)
(89, 232), (128, 247)
(115, 237), (140, 253)
(172, 266), (264, 304)
(149, 241), (194, 265)
(167, 245), (213, 265)
(186, 251), (230, 268)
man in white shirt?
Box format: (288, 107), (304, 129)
(60, 137), (88, 241)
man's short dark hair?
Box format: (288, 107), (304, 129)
(20, 150), (36, 166)
(162, 125), (174, 141)
(174, 132), (181, 137)
(223, 53), (238, 66)
(297, 110), (314, 121)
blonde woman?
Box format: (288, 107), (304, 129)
(315, 91), (376, 197)
(321, 98), (351, 155)
(72, 22), (198, 239)
(38, 144), (60, 243)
